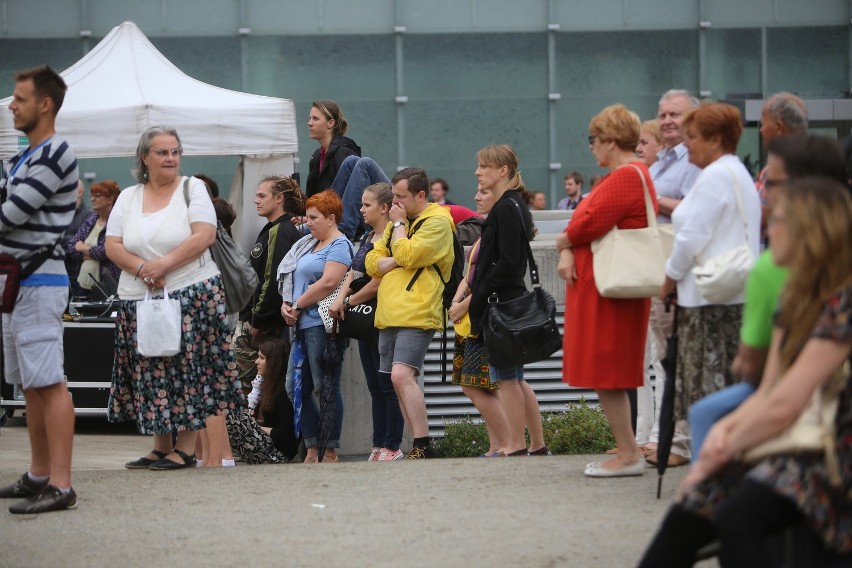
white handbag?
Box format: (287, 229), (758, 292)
(592, 164), (667, 299)
(136, 287), (182, 357)
(317, 275), (348, 333)
(692, 167), (755, 304)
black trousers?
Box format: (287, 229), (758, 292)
(638, 480), (803, 568)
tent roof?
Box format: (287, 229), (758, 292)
(0, 21), (297, 159)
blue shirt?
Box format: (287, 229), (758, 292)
(648, 142), (700, 224)
(294, 236), (353, 329)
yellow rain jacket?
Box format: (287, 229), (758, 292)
(365, 203), (454, 330)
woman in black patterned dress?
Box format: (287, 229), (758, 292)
(640, 177), (852, 567)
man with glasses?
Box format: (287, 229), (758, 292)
(756, 92), (808, 240)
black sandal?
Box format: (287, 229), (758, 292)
(507, 448), (529, 456)
(125, 450), (168, 469)
(148, 449), (197, 471)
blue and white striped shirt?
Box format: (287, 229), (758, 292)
(0, 135), (78, 286)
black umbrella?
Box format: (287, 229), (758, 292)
(656, 297), (679, 499)
(316, 320), (345, 462)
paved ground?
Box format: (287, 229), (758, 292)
(0, 416), (714, 568)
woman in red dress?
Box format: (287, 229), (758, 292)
(557, 104), (658, 477)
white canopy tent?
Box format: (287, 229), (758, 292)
(0, 20), (298, 250)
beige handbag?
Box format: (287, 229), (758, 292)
(591, 164), (667, 299)
(691, 166), (755, 304)
(742, 360), (849, 488)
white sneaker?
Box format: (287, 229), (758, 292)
(367, 447), (382, 462)
(378, 448), (404, 461)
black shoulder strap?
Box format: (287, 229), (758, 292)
(182, 176), (190, 206)
(507, 199), (540, 288)
(19, 238), (63, 280)
(404, 217), (449, 291)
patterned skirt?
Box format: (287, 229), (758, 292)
(225, 411), (292, 464)
(452, 336), (498, 391)
(108, 276), (245, 435)
(674, 304), (742, 421)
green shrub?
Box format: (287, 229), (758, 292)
(433, 399), (615, 458)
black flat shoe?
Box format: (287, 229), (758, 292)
(148, 449), (196, 471)
(125, 450), (168, 469)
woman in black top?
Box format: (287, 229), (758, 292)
(226, 336), (299, 463)
(305, 100), (361, 197)
(469, 144), (548, 457)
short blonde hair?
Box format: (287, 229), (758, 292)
(589, 104), (641, 151)
(640, 119), (663, 145)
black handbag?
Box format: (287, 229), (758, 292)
(337, 274), (379, 343)
(482, 204), (562, 368)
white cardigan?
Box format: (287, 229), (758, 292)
(665, 155), (761, 307)
(107, 177), (219, 300)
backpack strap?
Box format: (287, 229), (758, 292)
(404, 217), (450, 291)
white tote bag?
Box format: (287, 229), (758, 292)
(591, 164), (667, 298)
(136, 287), (183, 357)
(692, 166), (755, 304)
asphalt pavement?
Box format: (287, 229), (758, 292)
(0, 416), (715, 568)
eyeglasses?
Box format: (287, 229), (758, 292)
(764, 179), (785, 189)
(151, 148), (181, 158)
(588, 135), (597, 145)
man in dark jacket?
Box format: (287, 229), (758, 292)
(234, 176), (303, 393)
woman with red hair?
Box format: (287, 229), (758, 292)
(657, 102), (762, 466)
(65, 179), (121, 298)
(277, 190), (353, 463)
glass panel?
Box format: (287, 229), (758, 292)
(404, 99), (549, 210)
(405, 33), (547, 99)
(154, 36), (243, 91)
(247, 35), (397, 182)
(555, 30), (698, 197)
(402, 33), (548, 209)
(705, 29), (761, 99)
(767, 27), (848, 97)
(0, 39), (83, 97)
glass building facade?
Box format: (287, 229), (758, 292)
(1, 0), (848, 207)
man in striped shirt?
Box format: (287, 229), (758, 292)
(0, 65), (79, 514)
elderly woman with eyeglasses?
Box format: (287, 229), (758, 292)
(64, 179), (121, 299)
(105, 126), (243, 471)
(557, 104), (658, 477)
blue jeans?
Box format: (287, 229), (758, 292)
(359, 339), (404, 450)
(285, 325), (347, 449)
(331, 156), (390, 240)
(688, 382), (756, 456)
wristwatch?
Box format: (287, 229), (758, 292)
(343, 296), (351, 309)
(292, 301), (300, 311)
(392, 221), (404, 229)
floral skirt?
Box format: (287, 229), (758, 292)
(674, 304), (742, 421)
(108, 276), (245, 435)
(452, 336), (498, 391)
(226, 411), (292, 464)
